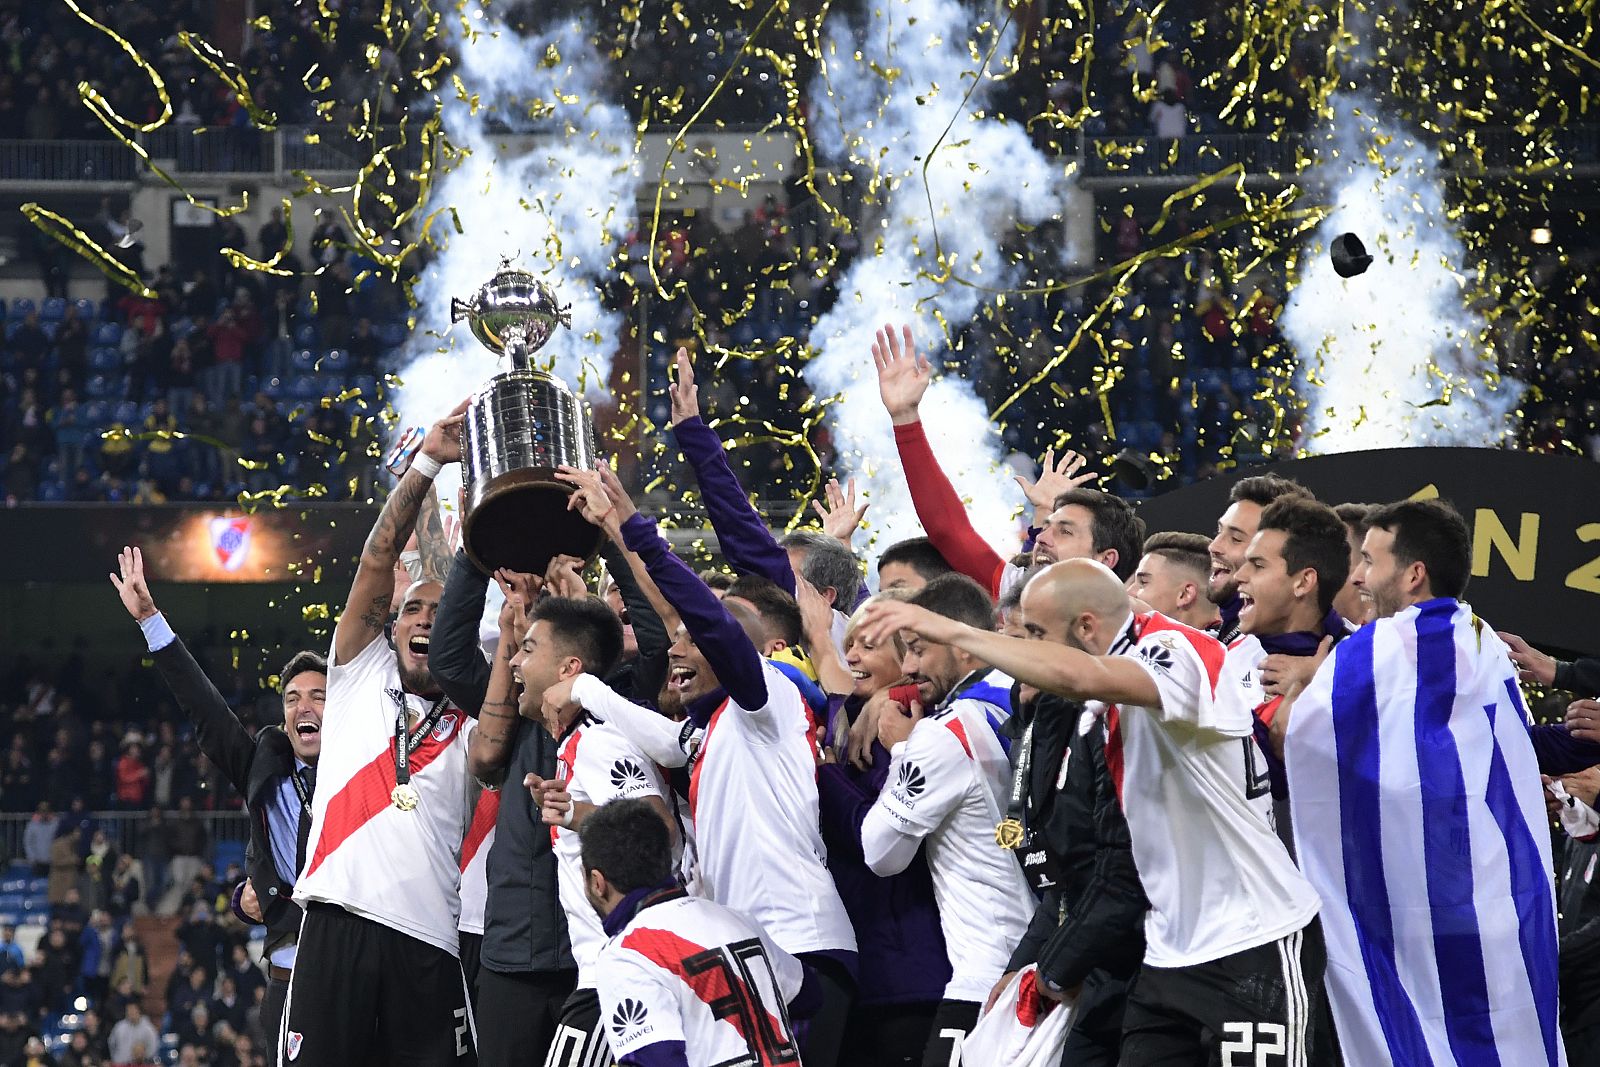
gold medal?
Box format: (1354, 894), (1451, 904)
(994, 818), (1025, 850)
(391, 783), (420, 811)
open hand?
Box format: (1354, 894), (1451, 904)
(110, 546), (158, 621)
(871, 324), (931, 425)
(421, 397), (472, 465)
(1568, 699), (1600, 744)
(668, 347), (699, 426)
(544, 555), (589, 600)
(1498, 630), (1557, 686)
(857, 599), (960, 650)
(1015, 448), (1098, 516)
(809, 477), (868, 543)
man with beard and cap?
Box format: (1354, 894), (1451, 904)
(1206, 475), (1312, 643)
(280, 399), (482, 1067)
(548, 460), (858, 1067)
(110, 546), (324, 1065)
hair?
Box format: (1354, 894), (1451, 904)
(580, 798), (673, 894)
(1141, 530), (1211, 577)
(910, 572), (997, 633)
(1333, 502), (1373, 536)
(781, 530), (865, 613)
(997, 563), (1046, 616)
(278, 651), (327, 691)
(723, 575), (804, 648)
(875, 537), (953, 582)
(1257, 497), (1353, 614)
(1049, 488), (1147, 581)
(1363, 498), (1472, 600)
(697, 568), (735, 592)
(530, 596), (625, 677)
(843, 588), (914, 647)
(1229, 474), (1313, 508)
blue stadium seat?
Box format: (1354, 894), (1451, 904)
(261, 375), (289, 400)
(40, 297), (66, 322)
(294, 323), (319, 348)
(213, 840), (246, 871)
(73, 298), (98, 322)
(93, 322), (123, 346)
(0, 879), (25, 894)
(289, 374), (322, 400)
(289, 348), (319, 373)
(0, 298), (7, 321)
(10, 297), (34, 318)
(27, 877), (47, 895)
(89, 347), (121, 372)
(40, 321), (58, 341)
(1230, 367), (1257, 396)
(4, 321), (20, 341)
(82, 400), (111, 426)
(322, 349), (349, 373)
(84, 374), (115, 399)
(377, 321), (407, 348)
(113, 400), (140, 425)
(348, 375), (379, 402)
(34, 481), (63, 501)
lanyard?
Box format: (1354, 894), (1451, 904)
(388, 689), (450, 787)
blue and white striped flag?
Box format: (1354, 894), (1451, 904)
(1286, 598), (1563, 1067)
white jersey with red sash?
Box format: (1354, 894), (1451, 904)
(552, 712), (671, 988)
(595, 888), (804, 1067)
(457, 787), (499, 936)
(686, 660), (856, 958)
(295, 633), (479, 956)
(1096, 612), (1319, 968)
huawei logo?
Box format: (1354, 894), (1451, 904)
(1138, 643), (1175, 674)
(895, 762), (926, 800)
(611, 998), (648, 1035)
(610, 759), (648, 790)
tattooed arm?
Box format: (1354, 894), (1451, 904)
(414, 482), (454, 583)
(333, 400), (468, 667)
(468, 579), (531, 784)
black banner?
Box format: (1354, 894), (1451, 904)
(1137, 448), (1600, 656)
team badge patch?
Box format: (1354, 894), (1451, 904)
(432, 713), (458, 742)
(285, 1031), (303, 1060)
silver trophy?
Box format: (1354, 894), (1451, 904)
(451, 261), (601, 575)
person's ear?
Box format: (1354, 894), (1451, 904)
(1176, 581), (1196, 611)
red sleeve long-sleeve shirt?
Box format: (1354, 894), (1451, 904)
(892, 419), (1006, 597)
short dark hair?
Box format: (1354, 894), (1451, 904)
(1257, 497), (1352, 614)
(723, 575), (804, 648)
(781, 530), (864, 613)
(910, 573), (996, 633)
(1364, 498), (1472, 600)
(697, 567), (735, 592)
(1050, 488), (1147, 581)
(278, 651), (327, 690)
(1229, 474), (1313, 508)
(580, 798), (673, 894)
(1141, 530), (1210, 579)
(875, 537), (953, 582)
(1333, 502), (1373, 536)
(530, 596), (624, 677)
(997, 564), (1045, 615)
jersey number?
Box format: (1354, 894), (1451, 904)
(453, 1007), (470, 1058)
(681, 938), (800, 1065)
(1242, 738), (1273, 801)
(1220, 1021), (1286, 1066)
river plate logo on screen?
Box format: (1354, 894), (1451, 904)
(209, 516), (252, 572)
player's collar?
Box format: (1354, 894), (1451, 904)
(1108, 614), (1141, 657)
(602, 877), (686, 937)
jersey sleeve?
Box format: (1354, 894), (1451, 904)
(861, 718), (968, 874)
(584, 729), (671, 807)
(573, 673), (690, 769)
(739, 661), (808, 744)
(594, 947), (688, 1057)
(1126, 630), (1249, 737)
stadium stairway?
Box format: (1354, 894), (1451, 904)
(134, 912), (182, 1018)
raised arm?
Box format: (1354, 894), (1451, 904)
(858, 599), (1161, 709)
(334, 400), (467, 666)
(598, 539), (671, 703)
(466, 573), (535, 783)
(111, 546), (253, 791)
(668, 348), (794, 591)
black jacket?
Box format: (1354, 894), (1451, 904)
(1557, 658), (1600, 699)
(1560, 834), (1600, 1034)
(151, 635), (306, 957)
(430, 544), (670, 975)
(1005, 690), (1147, 990)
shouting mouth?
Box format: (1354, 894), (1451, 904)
(408, 633), (430, 661)
(667, 665), (697, 693)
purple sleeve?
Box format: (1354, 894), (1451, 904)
(619, 1041), (690, 1067)
(816, 745), (893, 861)
(1528, 723), (1600, 776)
(673, 416), (795, 593)
(621, 513), (767, 710)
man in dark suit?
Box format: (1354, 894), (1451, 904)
(111, 545), (323, 1064)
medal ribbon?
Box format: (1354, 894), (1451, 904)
(388, 689), (450, 789)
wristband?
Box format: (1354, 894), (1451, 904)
(411, 453), (443, 480)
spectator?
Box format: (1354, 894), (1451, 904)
(1150, 87), (1187, 138)
(77, 910), (115, 1003)
(10, 312), (50, 367)
(205, 309), (248, 405)
(1, 751), (39, 820)
(176, 1001), (213, 1051)
(107, 856), (143, 919)
(162, 797), (207, 915)
(47, 829), (81, 908)
(134, 810), (169, 914)
(211, 974), (246, 1033)
(0, 927), (23, 972)
(47, 392), (92, 485)
(0, 1010), (39, 1066)
(167, 959), (209, 1023)
(113, 741), (151, 812)
(107, 930), (146, 1005)
(222, 944), (263, 1006)
(83, 831), (117, 912)
(176, 903), (224, 977)
(32, 931), (74, 1014)
(106, 1001), (159, 1066)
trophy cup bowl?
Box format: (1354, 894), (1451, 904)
(451, 263), (603, 576)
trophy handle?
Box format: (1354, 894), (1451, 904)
(449, 297), (475, 324)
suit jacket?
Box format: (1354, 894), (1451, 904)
(152, 635), (306, 957)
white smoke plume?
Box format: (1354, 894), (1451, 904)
(391, 12), (637, 497)
(1283, 95), (1521, 452)
(806, 0), (1074, 555)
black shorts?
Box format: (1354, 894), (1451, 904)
(922, 999), (981, 1067)
(542, 987), (610, 1067)
(1119, 920), (1328, 1067)
(279, 903), (476, 1067)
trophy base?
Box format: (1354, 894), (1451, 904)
(462, 469), (605, 577)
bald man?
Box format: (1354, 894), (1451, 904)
(860, 559), (1328, 1066)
